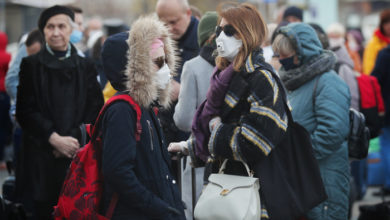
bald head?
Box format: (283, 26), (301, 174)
(156, 0), (192, 40)
(156, 0), (189, 11)
(85, 17), (103, 39)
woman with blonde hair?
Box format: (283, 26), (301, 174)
(272, 22), (350, 219)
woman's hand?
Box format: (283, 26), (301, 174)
(49, 132), (80, 158)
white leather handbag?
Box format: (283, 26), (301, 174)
(193, 159), (261, 220)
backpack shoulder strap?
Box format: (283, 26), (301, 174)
(92, 94), (142, 141)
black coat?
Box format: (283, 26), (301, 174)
(372, 45), (390, 126)
(15, 45), (104, 203)
(101, 99), (185, 220)
(175, 16), (199, 82)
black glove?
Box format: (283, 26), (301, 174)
(167, 206), (181, 216)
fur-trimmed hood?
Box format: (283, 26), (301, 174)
(126, 15), (179, 109)
(101, 15), (179, 109)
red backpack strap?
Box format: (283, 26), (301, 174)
(86, 124), (92, 136)
(105, 193), (119, 219)
(92, 94), (142, 141)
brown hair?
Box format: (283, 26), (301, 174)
(380, 9), (390, 34)
(215, 2), (268, 71)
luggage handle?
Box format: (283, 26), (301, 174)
(218, 159), (253, 177)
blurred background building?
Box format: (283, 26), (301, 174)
(0, 0), (389, 53)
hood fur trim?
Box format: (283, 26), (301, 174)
(125, 15), (179, 109)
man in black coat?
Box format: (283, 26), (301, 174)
(15, 5), (103, 219)
(156, 0), (199, 145)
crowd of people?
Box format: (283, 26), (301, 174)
(0, 0), (390, 219)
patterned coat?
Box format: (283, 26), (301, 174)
(189, 50), (289, 219)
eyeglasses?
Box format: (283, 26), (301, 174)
(153, 56), (167, 69)
(215, 24), (237, 37)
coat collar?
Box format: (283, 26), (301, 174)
(279, 50), (336, 91)
(38, 43), (79, 69)
(178, 16), (199, 50)
(220, 50), (275, 118)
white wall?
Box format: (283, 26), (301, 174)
(288, 0), (339, 31)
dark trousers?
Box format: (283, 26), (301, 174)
(34, 200), (55, 220)
(0, 92), (11, 160)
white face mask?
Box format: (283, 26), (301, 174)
(348, 39), (358, 52)
(215, 31), (242, 61)
(329, 37), (345, 48)
(156, 63), (171, 89)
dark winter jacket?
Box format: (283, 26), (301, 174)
(372, 45), (390, 126)
(15, 44), (104, 202)
(100, 16), (185, 220)
(101, 101), (184, 220)
(175, 16), (200, 82)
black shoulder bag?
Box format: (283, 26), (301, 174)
(312, 76), (370, 160)
(252, 69), (327, 219)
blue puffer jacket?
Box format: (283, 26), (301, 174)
(277, 23), (351, 220)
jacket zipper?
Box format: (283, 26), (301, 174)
(147, 120), (154, 151)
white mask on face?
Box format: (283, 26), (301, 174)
(329, 37), (345, 48)
(156, 63), (171, 89)
(348, 39), (358, 52)
(215, 31), (242, 61)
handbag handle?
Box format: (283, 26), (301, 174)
(218, 159), (254, 177)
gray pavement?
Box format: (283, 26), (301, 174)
(0, 145), (385, 220)
(0, 168), (8, 195)
(351, 186), (388, 220)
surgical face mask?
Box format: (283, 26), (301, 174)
(348, 39), (358, 52)
(70, 30), (83, 44)
(215, 31), (242, 61)
(156, 63), (171, 89)
(328, 37), (345, 48)
(279, 56), (299, 71)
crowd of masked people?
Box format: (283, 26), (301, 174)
(0, 0), (390, 219)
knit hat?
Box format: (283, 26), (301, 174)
(101, 32), (129, 92)
(197, 11), (218, 47)
(283, 6), (303, 22)
(380, 9), (390, 35)
(38, 5), (74, 33)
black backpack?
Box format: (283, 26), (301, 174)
(313, 76), (370, 160)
